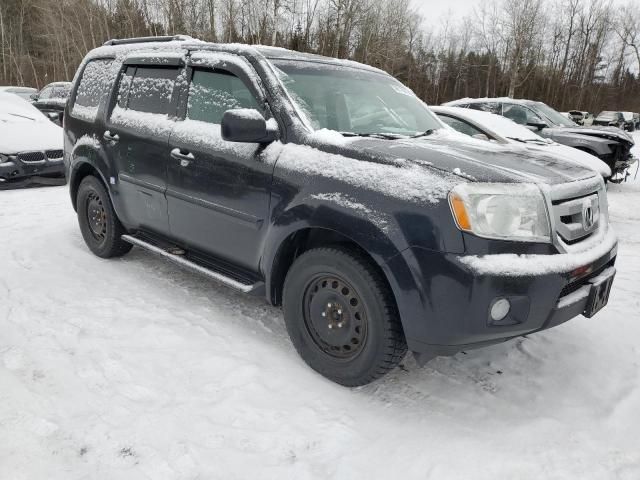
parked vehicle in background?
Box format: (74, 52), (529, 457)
(0, 92), (65, 184)
(432, 106), (611, 178)
(64, 37), (618, 386)
(32, 81), (72, 126)
(444, 98), (636, 182)
(621, 112), (635, 131)
(568, 110), (593, 126)
(634, 113), (640, 130)
(593, 111), (625, 130)
(0, 86), (38, 101)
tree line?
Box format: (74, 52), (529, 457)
(1, 0), (640, 113)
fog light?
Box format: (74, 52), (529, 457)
(490, 298), (511, 322)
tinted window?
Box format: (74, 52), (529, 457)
(502, 104), (541, 125)
(187, 69), (260, 124)
(75, 60), (114, 108)
(468, 102), (501, 115)
(438, 115), (486, 137)
(125, 66), (179, 114)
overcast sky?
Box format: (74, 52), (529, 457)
(411, 0), (479, 26)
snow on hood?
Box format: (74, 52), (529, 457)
(558, 125), (634, 144)
(0, 92), (62, 153)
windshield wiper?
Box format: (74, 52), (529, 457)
(506, 136), (546, 144)
(339, 132), (406, 140)
(8, 112), (36, 121)
(410, 129), (435, 139)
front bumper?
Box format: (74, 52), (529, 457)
(391, 229), (618, 356)
(0, 158), (65, 182)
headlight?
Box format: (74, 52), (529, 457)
(0, 154), (16, 164)
(449, 183), (551, 242)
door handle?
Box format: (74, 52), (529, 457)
(103, 130), (119, 142)
(171, 148), (195, 166)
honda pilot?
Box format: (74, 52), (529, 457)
(64, 36), (618, 386)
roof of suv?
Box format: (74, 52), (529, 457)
(85, 37), (386, 76)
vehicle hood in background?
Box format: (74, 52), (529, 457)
(553, 125), (634, 144)
(0, 114), (63, 153)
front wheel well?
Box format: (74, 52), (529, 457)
(269, 228), (392, 308)
(70, 163), (103, 211)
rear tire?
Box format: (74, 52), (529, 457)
(76, 175), (132, 258)
(283, 246), (407, 386)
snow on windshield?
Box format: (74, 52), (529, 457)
(272, 60), (442, 136)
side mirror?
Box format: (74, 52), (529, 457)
(526, 120), (547, 131)
(30, 93), (39, 101)
(221, 109), (278, 143)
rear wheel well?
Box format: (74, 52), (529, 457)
(269, 228), (392, 308)
(71, 163), (103, 211)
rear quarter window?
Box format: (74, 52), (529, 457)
(72, 59), (116, 121)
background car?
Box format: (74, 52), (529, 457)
(0, 86), (38, 101)
(567, 110), (593, 126)
(622, 111), (635, 131)
(593, 111), (625, 129)
(0, 92), (65, 184)
(444, 98), (635, 181)
(31, 81), (72, 125)
(432, 105), (611, 178)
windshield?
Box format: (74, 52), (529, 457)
(597, 111), (617, 120)
(273, 60), (442, 136)
(530, 101), (576, 127)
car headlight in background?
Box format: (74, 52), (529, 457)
(0, 154), (17, 164)
(449, 183), (551, 242)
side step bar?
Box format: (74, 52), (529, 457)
(121, 234), (262, 294)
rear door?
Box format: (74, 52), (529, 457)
(166, 53), (274, 272)
(104, 61), (181, 235)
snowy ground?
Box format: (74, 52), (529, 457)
(1, 138), (640, 479)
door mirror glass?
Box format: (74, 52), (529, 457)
(221, 109), (278, 143)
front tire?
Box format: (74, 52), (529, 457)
(76, 175), (132, 258)
(283, 247), (407, 386)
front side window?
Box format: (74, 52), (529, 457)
(122, 66), (179, 114)
(273, 60), (441, 136)
(502, 104), (540, 125)
(186, 69), (260, 124)
(438, 115), (486, 137)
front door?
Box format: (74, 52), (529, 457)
(166, 56), (275, 272)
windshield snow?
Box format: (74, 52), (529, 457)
(273, 60), (442, 136)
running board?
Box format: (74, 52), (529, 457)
(121, 234), (262, 294)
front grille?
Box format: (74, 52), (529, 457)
(552, 193), (599, 243)
(17, 151), (46, 163)
(46, 149), (63, 160)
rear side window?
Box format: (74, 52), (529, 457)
(438, 115), (486, 137)
(124, 66), (179, 114)
(75, 60), (114, 109)
(186, 69), (259, 124)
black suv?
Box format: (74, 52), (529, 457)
(64, 36), (618, 386)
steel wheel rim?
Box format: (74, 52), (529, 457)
(86, 191), (107, 241)
(302, 274), (368, 359)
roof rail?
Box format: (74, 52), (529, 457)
(103, 35), (193, 46)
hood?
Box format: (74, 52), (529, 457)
(551, 125), (633, 145)
(0, 114), (63, 153)
(334, 131), (598, 186)
(523, 143), (611, 178)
